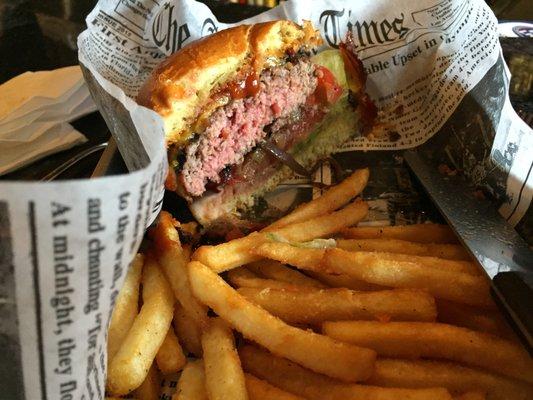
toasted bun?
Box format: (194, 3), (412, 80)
(137, 20), (322, 146)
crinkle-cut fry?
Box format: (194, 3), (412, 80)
(173, 303), (203, 357)
(107, 258), (174, 395)
(336, 238), (471, 261)
(245, 373), (305, 400)
(173, 359), (208, 400)
(155, 326), (186, 374)
(134, 363), (160, 400)
(436, 299), (516, 339)
(368, 358), (533, 400)
(341, 223), (458, 244)
(227, 267), (312, 291)
(202, 318), (248, 400)
(306, 270), (385, 291)
(453, 392), (486, 400)
(322, 321), (533, 384)
(239, 345), (453, 400)
(266, 168), (369, 230)
(193, 200), (369, 273)
(188, 261), (376, 382)
(108, 254), (144, 361)
(323, 248), (493, 308)
(247, 259), (326, 288)
(336, 248), (480, 275)
(238, 287), (437, 324)
(150, 211), (209, 329)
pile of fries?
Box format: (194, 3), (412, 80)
(105, 168), (533, 400)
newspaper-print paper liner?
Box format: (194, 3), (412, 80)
(0, 0), (531, 398)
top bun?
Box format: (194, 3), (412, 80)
(137, 20), (322, 146)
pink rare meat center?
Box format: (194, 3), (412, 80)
(181, 59), (318, 197)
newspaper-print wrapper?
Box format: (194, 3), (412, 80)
(0, 0), (531, 398)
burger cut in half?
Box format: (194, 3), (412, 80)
(137, 20), (376, 232)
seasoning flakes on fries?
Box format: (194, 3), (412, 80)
(107, 257), (174, 395)
(237, 287), (437, 324)
(322, 321), (533, 383)
(368, 358), (533, 400)
(245, 373), (306, 400)
(104, 168), (532, 400)
(201, 318), (248, 400)
(336, 238), (471, 261)
(193, 200), (369, 272)
(188, 260), (377, 382)
(340, 223), (458, 244)
(239, 344), (454, 400)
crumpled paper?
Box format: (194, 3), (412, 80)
(0, 66), (97, 175)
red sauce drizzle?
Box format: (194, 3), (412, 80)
(226, 71), (260, 99)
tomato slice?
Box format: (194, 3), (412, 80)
(314, 66), (343, 105)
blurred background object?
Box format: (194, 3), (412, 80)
(486, 0), (533, 19)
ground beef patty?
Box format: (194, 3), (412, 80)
(181, 59), (318, 197)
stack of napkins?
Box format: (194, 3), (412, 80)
(0, 66), (97, 176)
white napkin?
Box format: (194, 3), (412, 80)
(0, 66), (97, 175)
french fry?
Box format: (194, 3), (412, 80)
(173, 360), (208, 400)
(151, 211), (209, 329)
(227, 267), (260, 280)
(155, 327), (187, 374)
(134, 363), (160, 400)
(202, 318), (248, 400)
(182, 243), (192, 261)
(237, 287), (437, 324)
(256, 244), (491, 307)
(253, 242), (385, 290)
(322, 321), (533, 383)
(239, 345), (453, 400)
(436, 299), (515, 339)
(247, 259), (326, 288)
(108, 254), (144, 361)
(323, 248), (493, 308)
(107, 258), (174, 395)
(173, 303), (203, 357)
(252, 242), (327, 272)
(266, 168), (369, 230)
(306, 270), (385, 291)
(227, 267), (311, 291)
(106, 398), (137, 400)
(193, 200), (369, 272)
(368, 358), (533, 400)
(272, 200), (368, 244)
(454, 392), (486, 400)
(336, 249), (480, 275)
(245, 373), (305, 400)
(336, 238), (471, 260)
(188, 261), (376, 382)
(341, 223), (458, 243)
